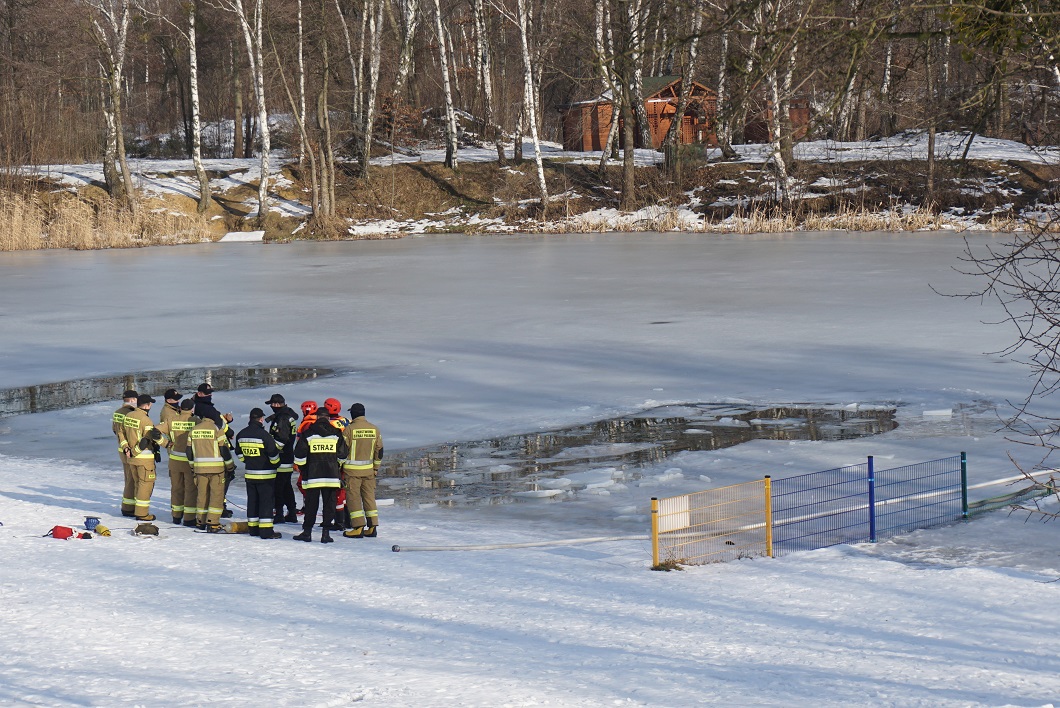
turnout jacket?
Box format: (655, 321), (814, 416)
(266, 405), (299, 469)
(112, 403), (135, 455)
(158, 400), (197, 462)
(186, 418), (233, 473)
(121, 407), (167, 465)
(236, 421), (280, 480)
(341, 416), (383, 475)
(294, 417), (349, 489)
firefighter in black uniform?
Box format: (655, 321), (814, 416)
(292, 413), (349, 544)
(236, 408), (283, 539)
(265, 393), (299, 524)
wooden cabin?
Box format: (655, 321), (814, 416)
(559, 76), (813, 151)
(560, 76), (718, 151)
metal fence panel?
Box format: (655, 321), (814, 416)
(770, 463), (870, 557)
(655, 481), (767, 565)
(874, 455), (963, 540)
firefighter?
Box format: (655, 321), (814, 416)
(322, 397), (350, 531)
(113, 389), (139, 517)
(292, 407), (348, 543)
(158, 389), (191, 524)
(121, 393), (169, 521)
(186, 414), (235, 533)
(292, 400), (319, 518)
(236, 408), (282, 539)
(163, 398), (199, 526)
(341, 403), (384, 538)
(265, 393), (299, 524)
(194, 382), (236, 518)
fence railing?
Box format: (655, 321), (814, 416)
(651, 453), (968, 567)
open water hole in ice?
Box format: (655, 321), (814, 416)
(0, 368), (1001, 512)
(0, 365), (334, 416)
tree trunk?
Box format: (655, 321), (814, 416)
(715, 26), (739, 160)
(620, 86), (635, 210)
(297, 0), (306, 164)
(516, 0), (547, 216)
(233, 43), (244, 158)
(359, 0), (385, 178)
(393, 0), (420, 101)
(188, 2), (211, 214)
(432, 0), (458, 168)
(471, 0), (503, 164)
(661, 0), (703, 166)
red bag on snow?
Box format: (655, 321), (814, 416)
(47, 525), (76, 539)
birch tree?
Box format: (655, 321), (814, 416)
(471, 0), (504, 163)
(391, 0), (420, 101)
(516, 0), (547, 212)
(661, 0), (704, 164)
(432, 0), (458, 168)
(85, 0), (136, 210)
(214, 0), (270, 223)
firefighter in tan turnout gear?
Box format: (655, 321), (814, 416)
(341, 403), (383, 538)
(159, 393), (199, 526)
(113, 389), (139, 517)
(120, 393), (169, 521)
(186, 415), (235, 533)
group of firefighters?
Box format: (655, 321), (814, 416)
(112, 383), (383, 543)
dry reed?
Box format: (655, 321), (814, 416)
(0, 190), (212, 251)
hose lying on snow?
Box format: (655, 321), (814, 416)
(392, 535), (649, 552)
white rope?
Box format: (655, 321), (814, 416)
(392, 535), (648, 552)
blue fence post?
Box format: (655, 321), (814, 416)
(867, 455), (877, 543)
(960, 451), (968, 519)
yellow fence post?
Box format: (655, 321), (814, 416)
(763, 476), (773, 559)
(651, 497), (660, 567)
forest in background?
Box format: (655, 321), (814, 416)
(0, 0), (1058, 232)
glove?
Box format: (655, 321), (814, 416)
(154, 450), (162, 462)
(224, 462), (236, 474)
(146, 428), (163, 442)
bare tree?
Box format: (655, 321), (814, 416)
(85, 0), (137, 210)
(431, 0), (458, 168)
(213, 0), (270, 224)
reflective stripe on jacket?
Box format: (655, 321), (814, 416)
(293, 418), (349, 488)
(121, 408), (164, 462)
(186, 419), (230, 472)
(341, 417), (383, 474)
(236, 422), (280, 480)
(113, 404), (135, 452)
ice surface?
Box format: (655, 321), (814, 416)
(3, 232), (1060, 705)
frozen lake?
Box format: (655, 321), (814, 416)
(5, 231), (1060, 707)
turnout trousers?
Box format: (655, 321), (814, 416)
(246, 478), (276, 534)
(344, 473), (378, 530)
(302, 486), (338, 532)
(274, 471), (297, 519)
(168, 457), (194, 521)
(120, 453), (136, 515)
(129, 460), (157, 518)
(194, 471), (225, 526)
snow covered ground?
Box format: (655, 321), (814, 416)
(3, 232), (1060, 706)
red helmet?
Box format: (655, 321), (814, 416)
(300, 400), (318, 417)
(323, 397), (342, 416)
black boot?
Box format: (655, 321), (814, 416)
(363, 524), (378, 538)
(248, 526), (260, 537)
(293, 529), (312, 542)
(260, 529), (282, 539)
(321, 529), (333, 544)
